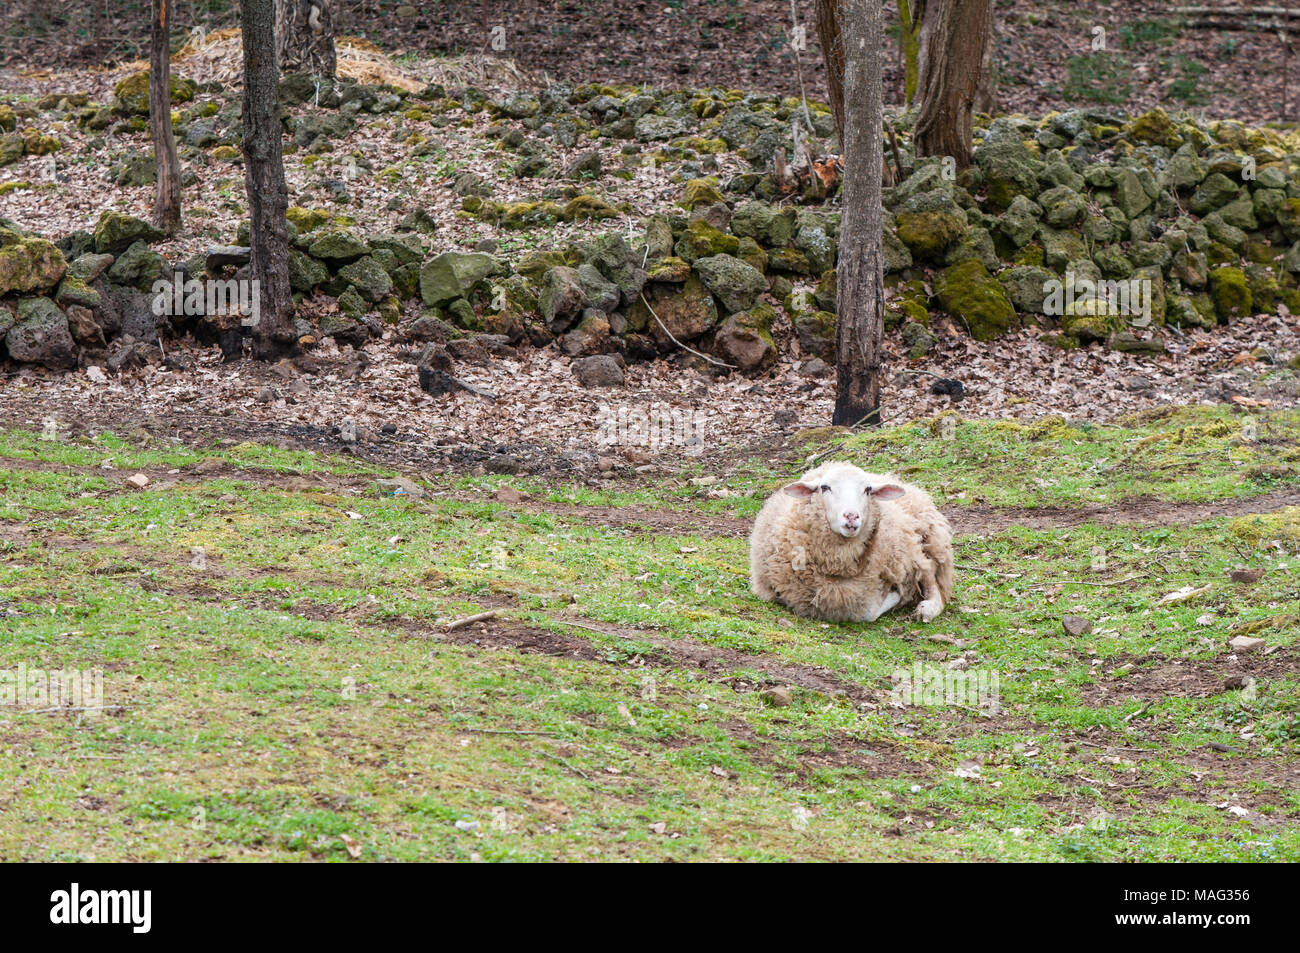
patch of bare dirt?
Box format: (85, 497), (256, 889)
(442, 614), (882, 705)
(1079, 649), (1299, 705)
(950, 489), (1300, 535)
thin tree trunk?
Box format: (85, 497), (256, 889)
(914, 0), (991, 168)
(972, 0), (997, 115)
(150, 0), (182, 233)
(814, 0), (845, 147)
(899, 0), (926, 107)
(833, 0), (885, 428)
(241, 0), (297, 359)
(275, 0), (337, 78)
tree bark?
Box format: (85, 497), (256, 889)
(814, 0), (845, 147)
(898, 0), (926, 106)
(275, 0), (337, 79)
(972, 0), (997, 115)
(150, 0), (182, 233)
(241, 0), (297, 359)
(833, 0), (885, 428)
(914, 0), (991, 168)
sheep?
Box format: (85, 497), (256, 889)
(748, 460), (954, 623)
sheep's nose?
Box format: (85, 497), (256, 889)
(843, 511), (859, 525)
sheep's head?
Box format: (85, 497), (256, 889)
(783, 462), (903, 540)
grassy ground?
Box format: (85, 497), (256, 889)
(1, 405), (1298, 861)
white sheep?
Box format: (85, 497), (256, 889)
(749, 460), (954, 623)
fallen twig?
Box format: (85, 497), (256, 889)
(457, 727), (560, 736)
(553, 618), (610, 634)
(1027, 572), (1150, 589)
(445, 609), (499, 631)
(1123, 704), (1151, 723)
(19, 704), (130, 715)
(542, 751), (590, 779)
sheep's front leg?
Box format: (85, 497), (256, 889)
(862, 588), (902, 623)
(913, 564), (944, 623)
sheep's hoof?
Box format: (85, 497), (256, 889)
(914, 598), (943, 623)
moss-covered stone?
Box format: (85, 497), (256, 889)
(730, 200), (796, 247)
(997, 264), (1055, 314)
(112, 70), (197, 117)
(714, 303), (776, 370)
(308, 230), (370, 263)
(681, 177), (725, 209)
(674, 218), (740, 262)
(516, 250), (567, 282)
(501, 200), (562, 229)
(287, 249), (328, 293)
(974, 141), (1042, 211)
(561, 194), (619, 222)
(0, 228), (67, 296)
(419, 251), (504, 308)
(896, 191), (967, 261)
(53, 274), (100, 310)
(92, 211), (163, 255)
(20, 127), (61, 156)
(1125, 108), (1183, 148)
(633, 275), (718, 342)
(107, 240), (165, 290)
(1275, 198), (1300, 243)
(1189, 173), (1241, 216)
(933, 259), (1017, 340)
(286, 207), (331, 232)
(1038, 185), (1086, 227)
(1038, 227), (1088, 270)
(794, 309), (836, 361)
(998, 195), (1043, 248)
(338, 256), (394, 303)
(6, 296), (77, 368)
(693, 253), (766, 312)
(735, 237), (768, 274)
(1209, 266), (1252, 320)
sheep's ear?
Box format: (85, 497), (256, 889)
(782, 481), (815, 498)
(870, 484), (905, 501)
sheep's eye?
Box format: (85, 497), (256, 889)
(819, 484), (830, 493)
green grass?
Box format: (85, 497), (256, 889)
(1, 409), (1297, 861)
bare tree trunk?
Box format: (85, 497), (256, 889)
(150, 0), (182, 233)
(275, 0), (337, 78)
(898, 0), (926, 107)
(814, 0), (845, 147)
(914, 0), (991, 168)
(241, 0), (297, 359)
(833, 0), (885, 427)
(972, 0), (997, 114)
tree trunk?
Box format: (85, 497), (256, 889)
(972, 0), (997, 115)
(241, 0), (297, 359)
(150, 0), (182, 233)
(914, 0), (991, 168)
(814, 0), (845, 147)
(833, 0), (886, 428)
(899, 0), (926, 107)
(275, 0), (337, 79)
